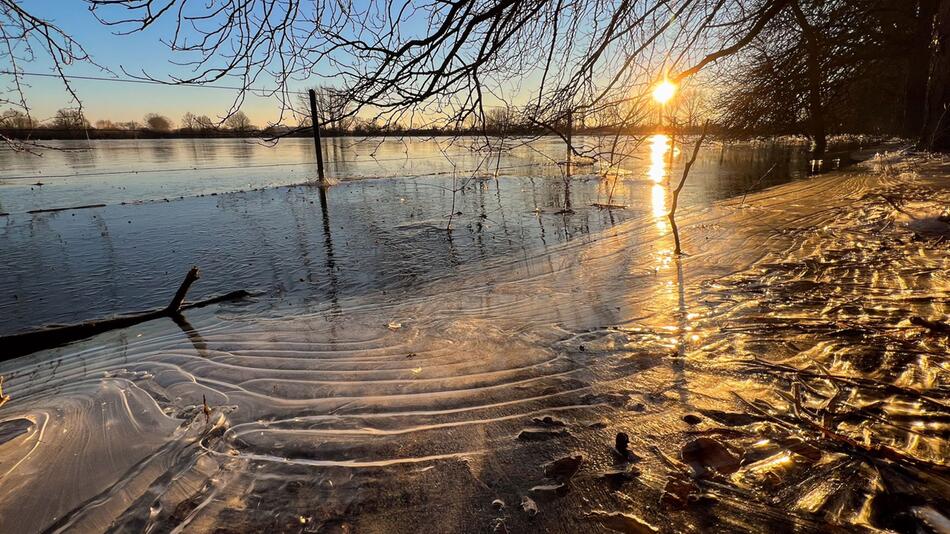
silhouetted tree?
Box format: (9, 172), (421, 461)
(223, 111), (253, 132)
(297, 87), (354, 133)
(1, 0), (93, 119)
(179, 112), (198, 130)
(679, 88), (709, 128)
(144, 113), (172, 131)
(51, 108), (89, 130)
(0, 109), (37, 129)
(921, 1), (950, 150)
(194, 115), (216, 131)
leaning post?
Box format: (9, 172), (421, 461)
(308, 89), (327, 185)
(566, 108), (573, 176)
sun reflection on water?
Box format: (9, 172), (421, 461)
(652, 184), (667, 220)
(648, 134), (671, 228)
(648, 134), (670, 184)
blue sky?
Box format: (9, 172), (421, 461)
(5, 1), (308, 126)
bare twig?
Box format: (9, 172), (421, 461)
(668, 121), (709, 255)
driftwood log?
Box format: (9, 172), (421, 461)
(1, 267), (248, 359)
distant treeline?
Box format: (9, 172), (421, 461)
(0, 123), (712, 141)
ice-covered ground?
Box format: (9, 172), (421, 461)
(0, 151), (946, 533)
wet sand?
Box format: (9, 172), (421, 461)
(0, 153), (947, 533)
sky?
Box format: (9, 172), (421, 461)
(4, 0), (690, 128)
(4, 1), (311, 127)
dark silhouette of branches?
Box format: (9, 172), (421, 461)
(0, 0), (105, 149)
(78, 0), (783, 134)
(3, 0), (948, 150)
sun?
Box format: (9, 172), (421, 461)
(653, 79), (677, 104)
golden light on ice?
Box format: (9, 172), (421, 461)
(648, 134), (670, 183)
(652, 184), (667, 221)
(648, 134), (670, 228)
(652, 79), (677, 104)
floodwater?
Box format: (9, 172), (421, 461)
(1, 138), (947, 534)
(1, 136), (807, 335)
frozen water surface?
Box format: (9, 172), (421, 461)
(1, 136), (807, 335)
(0, 139), (947, 533)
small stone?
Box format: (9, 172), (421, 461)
(531, 416), (565, 427)
(518, 428), (569, 441)
(615, 432), (630, 453)
(661, 477), (698, 509)
(544, 454), (583, 483)
(521, 495), (539, 517)
(682, 414), (703, 425)
(681, 437), (740, 477)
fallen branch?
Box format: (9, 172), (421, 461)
(591, 202), (626, 210)
(0, 267), (249, 359)
(732, 392), (950, 474)
(168, 267), (201, 313)
(26, 203), (107, 214)
(740, 356), (949, 412)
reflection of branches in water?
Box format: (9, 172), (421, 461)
(318, 186), (340, 311)
(172, 314), (208, 356)
(672, 255), (690, 404)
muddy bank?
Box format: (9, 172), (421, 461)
(0, 153), (946, 533)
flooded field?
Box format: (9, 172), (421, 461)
(0, 138), (947, 533)
(1, 136), (808, 335)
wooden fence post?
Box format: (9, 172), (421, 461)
(308, 89), (327, 185)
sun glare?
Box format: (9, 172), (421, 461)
(653, 80), (677, 104)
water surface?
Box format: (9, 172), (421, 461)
(1, 136), (810, 335)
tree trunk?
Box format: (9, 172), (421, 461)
(921, 0), (950, 151)
(792, 1), (826, 160)
(903, 0), (938, 138)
